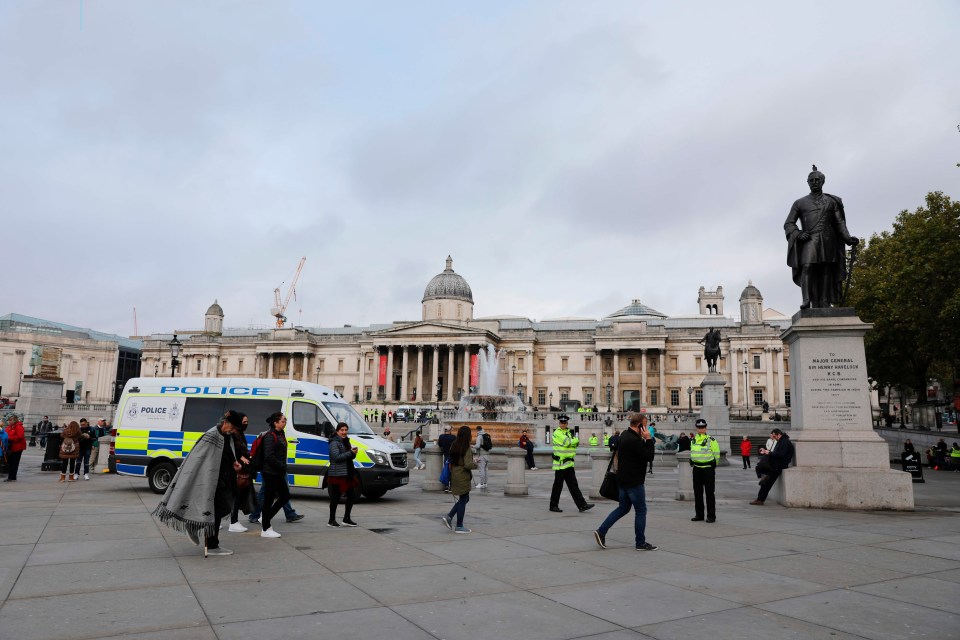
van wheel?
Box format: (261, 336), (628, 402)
(148, 462), (176, 494)
(362, 488), (387, 500)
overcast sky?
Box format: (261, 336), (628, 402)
(3, 1), (958, 338)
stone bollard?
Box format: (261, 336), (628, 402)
(503, 449), (528, 496)
(675, 451), (693, 500)
(421, 448), (445, 492)
(588, 450), (613, 499)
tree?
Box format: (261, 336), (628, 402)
(848, 192), (960, 413)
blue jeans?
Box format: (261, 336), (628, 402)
(249, 481), (297, 521)
(447, 492), (470, 527)
(597, 484), (648, 548)
(76, 448), (92, 475)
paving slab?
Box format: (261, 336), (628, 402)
(638, 605), (865, 640)
(464, 553), (629, 590)
(215, 606), (437, 640)
(732, 551), (910, 588)
(25, 538), (173, 566)
(534, 576), (739, 627)
(9, 557), (186, 599)
(851, 574), (960, 613)
(393, 590), (621, 640)
(646, 564), (830, 605)
(300, 538), (449, 572)
(872, 537), (960, 561)
(37, 521), (162, 544)
(815, 544), (960, 575)
(0, 585), (207, 640)
(759, 588), (960, 640)
(341, 562), (517, 605)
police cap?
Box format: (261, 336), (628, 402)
(695, 418), (708, 429)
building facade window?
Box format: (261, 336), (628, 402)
(561, 357), (568, 372)
(318, 359), (325, 372)
(238, 359), (244, 371)
(670, 388), (680, 406)
(650, 389), (658, 406)
(695, 356), (702, 371)
(627, 358), (635, 371)
(560, 388), (570, 402)
(365, 386), (372, 401)
(537, 388), (546, 405)
(670, 356), (679, 370)
(584, 356), (592, 371)
(584, 388), (594, 405)
(196, 359), (202, 372)
(753, 354), (761, 370)
(753, 388), (764, 406)
(695, 389), (703, 406)
(785, 390), (791, 407)
(538, 358), (545, 372)
(518, 357), (524, 370)
(221, 359), (227, 371)
(338, 359), (344, 373)
(335, 386), (344, 396)
(784, 358), (790, 373)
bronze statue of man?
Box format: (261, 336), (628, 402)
(698, 328), (721, 372)
(784, 165), (859, 309)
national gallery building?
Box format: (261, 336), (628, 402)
(141, 257), (793, 415)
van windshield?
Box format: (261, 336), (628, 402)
(322, 402), (374, 435)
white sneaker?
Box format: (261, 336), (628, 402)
(83, 474), (90, 481)
(260, 527), (281, 538)
(74, 473), (80, 481)
(228, 522), (248, 533)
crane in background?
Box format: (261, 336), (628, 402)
(271, 257), (306, 328)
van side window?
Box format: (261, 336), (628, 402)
(182, 398), (283, 433)
(292, 401), (325, 437)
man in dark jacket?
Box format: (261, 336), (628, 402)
(593, 413), (657, 551)
(751, 429), (794, 505)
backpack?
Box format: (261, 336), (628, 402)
(60, 438), (77, 455)
(480, 432), (493, 451)
(247, 431), (277, 472)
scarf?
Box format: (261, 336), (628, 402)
(151, 427), (233, 543)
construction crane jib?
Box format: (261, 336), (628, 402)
(271, 257), (306, 328)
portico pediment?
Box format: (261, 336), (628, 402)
(371, 321), (490, 339)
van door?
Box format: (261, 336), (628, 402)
(288, 400), (332, 488)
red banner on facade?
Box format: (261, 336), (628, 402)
(378, 355), (387, 386)
(470, 353), (479, 389)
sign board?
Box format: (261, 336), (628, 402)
(121, 397), (184, 430)
(901, 452), (925, 483)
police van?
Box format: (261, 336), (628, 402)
(113, 377), (409, 499)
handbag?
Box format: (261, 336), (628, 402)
(237, 472), (252, 491)
(439, 460), (451, 485)
(599, 453), (619, 501)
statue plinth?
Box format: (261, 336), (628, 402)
(698, 371), (730, 463)
(774, 310), (913, 509)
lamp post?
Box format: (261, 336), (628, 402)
(517, 382), (524, 403)
(511, 364), (516, 393)
(153, 363), (159, 377)
(436, 380), (441, 410)
(315, 366), (321, 384)
(549, 391), (553, 411)
(606, 382), (612, 412)
(686, 386), (694, 414)
(167, 334), (182, 378)
(17, 370), (24, 395)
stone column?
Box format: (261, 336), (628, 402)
(421, 448), (445, 492)
(640, 348), (648, 405)
(415, 346), (424, 402)
(267, 353), (274, 379)
(446, 346), (455, 402)
(431, 345), (440, 403)
(594, 349), (602, 405)
(730, 348), (739, 406)
(526, 350), (533, 404)
(588, 449), (613, 499)
(385, 347), (395, 401)
(461, 345), (470, 396)
(612, 349), (620, 410)
(302, 354), (310, 382)
(358, 351), (366, 401)
(765, 348), (775, 409)
(400, 346), (410, 402)
(287, 354), (295, 380)
(775, 347), (786, 406)
(503, 449), (528, 496)
(675, 451), (694, 500)
(659, 350), (666, 408)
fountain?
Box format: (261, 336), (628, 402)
(445, 345), (533, 446)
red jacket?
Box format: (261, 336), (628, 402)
(5, 421), (26, 452)
(739, 439), (752, 456)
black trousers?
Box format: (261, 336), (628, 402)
(742, 455), (751, 469)
(692, 466), (716, 519)
(6, 450), (22, 480)
(758, 468), (782, 502)
(550, 467), (586, 509)
(328, 485), (354, 522)
(261, 473), (291, 530)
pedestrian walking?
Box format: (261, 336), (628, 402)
(412, 432), (426, 469)
(441, 426), (476, 534)
(594, 412), (657, 551)
(740, 435), (752, 469)
(152, 411), (243, 556)
(474, 426), (489, 488)
(2, 414), (26, 482)
(549, 415), (594, 513)
(228, 412), (256, 533)
(690, 418), (720, 523)
(752, 429), (795, 506)
(59, 421), (81, 482)
(37, 415), (53, 448)
(326, 422), (360, 527)
(258, 411), (290, 538)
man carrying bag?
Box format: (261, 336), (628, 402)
(593, 413), (657, 551)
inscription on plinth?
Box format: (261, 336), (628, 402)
(804, 351), (867, 427)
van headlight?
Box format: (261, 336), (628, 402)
(366, 449), (389, 466)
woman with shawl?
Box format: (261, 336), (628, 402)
(152, 411), (243, 557)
